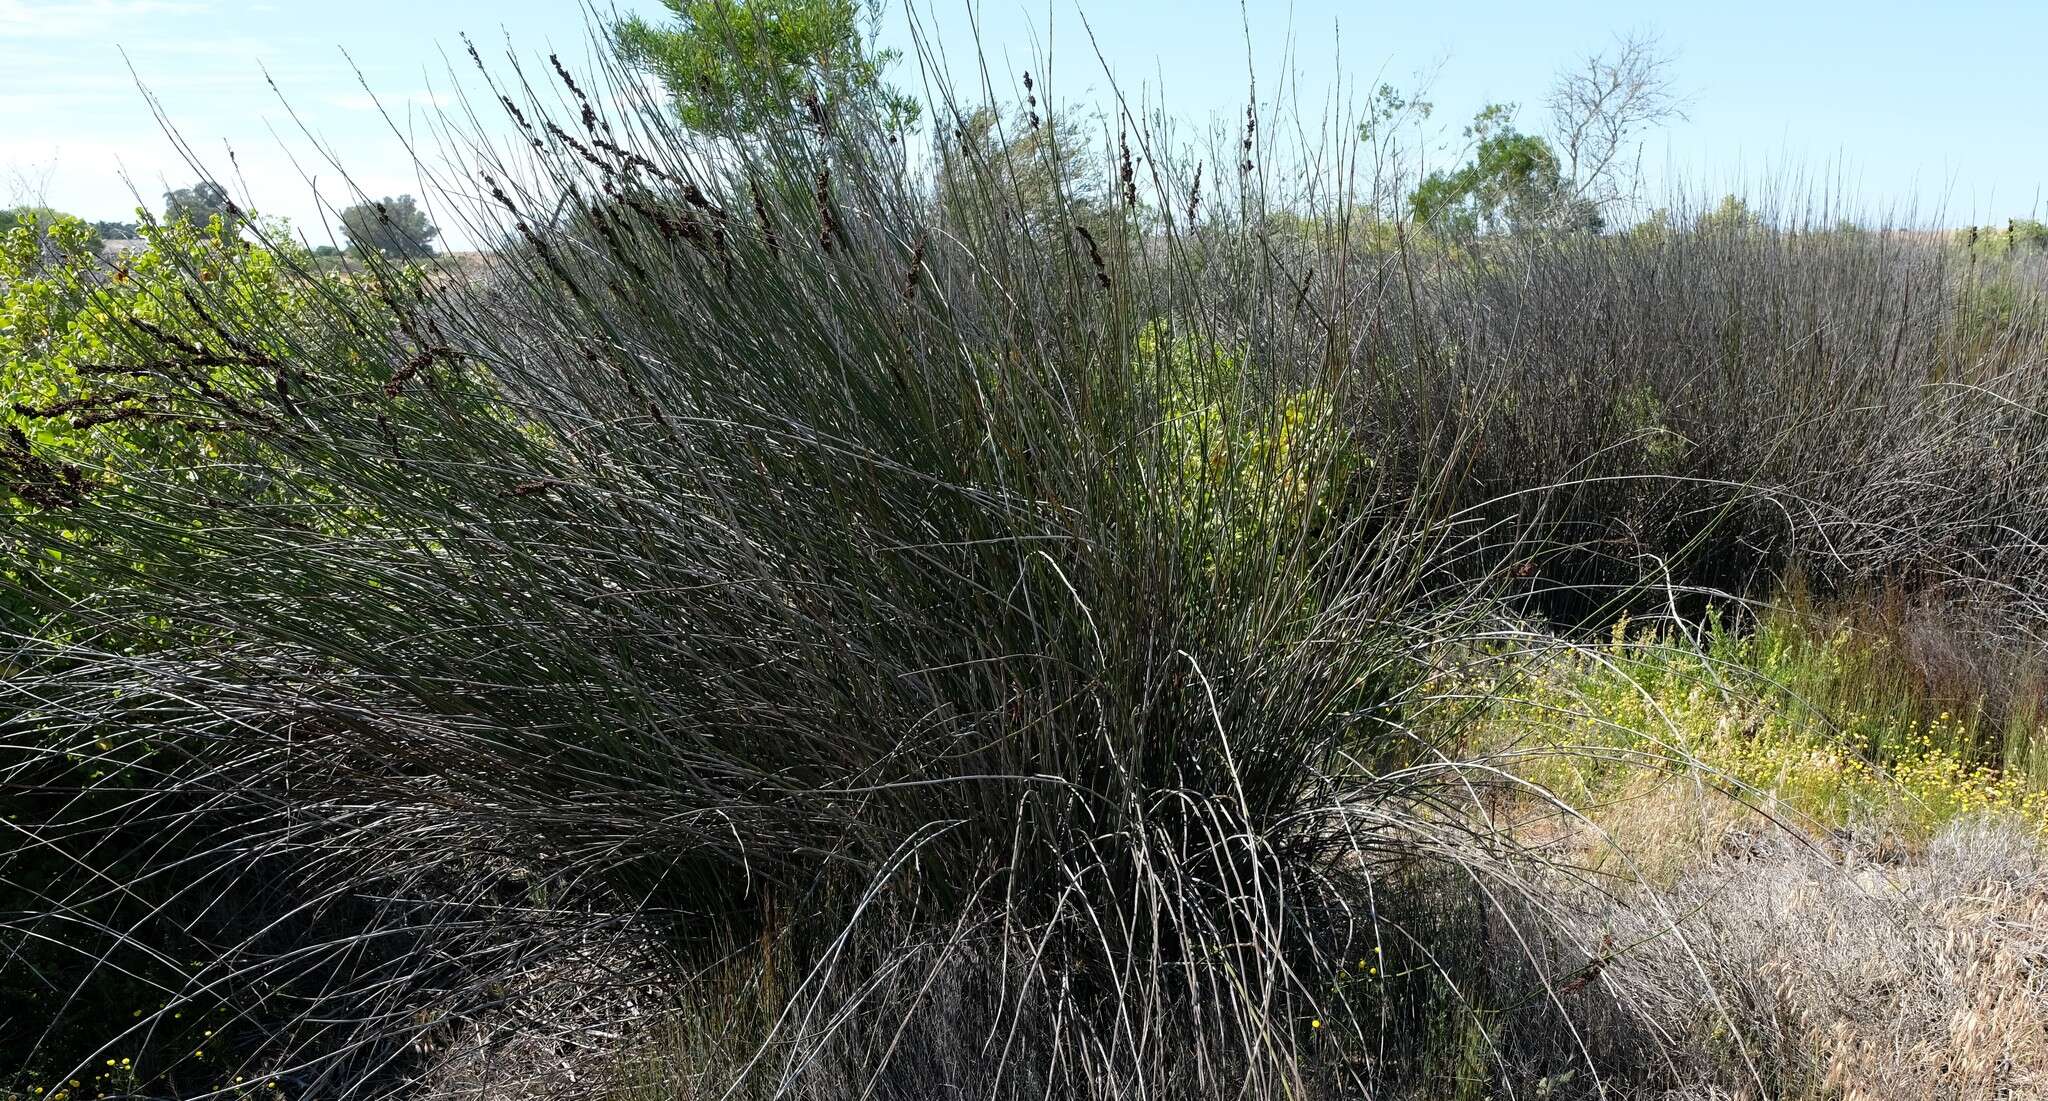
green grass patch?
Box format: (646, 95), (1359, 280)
(1472, 604), (2048, 840)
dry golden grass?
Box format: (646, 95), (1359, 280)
(1558, 793), (2048, 1100)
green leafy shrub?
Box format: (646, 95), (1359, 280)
(1, 207), (447, 628)
(1, 209), (457, 1089)
(3, 210), (417, 471)
(1137, 319), (1358, 573)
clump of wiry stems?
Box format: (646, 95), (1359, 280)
(0, 21), (1664, 1101)
(1338, 199), (2048, 630)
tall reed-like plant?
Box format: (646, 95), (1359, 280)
(1337, 211), (2048, 625)
(0, 23), (1631, 1101)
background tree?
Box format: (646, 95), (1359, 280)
(338, 195), (440, 259)
(162, 180), (240, 232)
(939, 106), (1112, 240)
(1546, 32), (1686, 213)
(616, 0), (919, 138)
(1356, 81), (1435, 220)
(1408, 104), (1599, 235)
(1695, 194), (1760, 235)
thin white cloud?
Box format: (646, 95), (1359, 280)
(0, 0), (214, 38)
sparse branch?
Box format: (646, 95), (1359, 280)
(1547, 31), (1686, 209)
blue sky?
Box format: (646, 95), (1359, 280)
(3, 0), (2043, 246)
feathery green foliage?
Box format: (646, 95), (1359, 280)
(617, 0), (919, 137)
